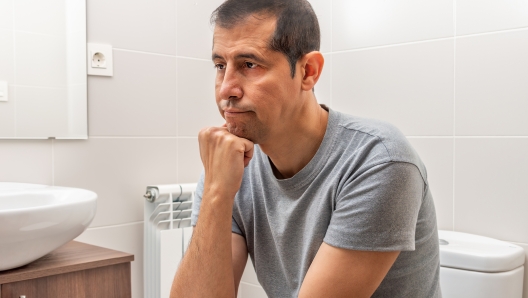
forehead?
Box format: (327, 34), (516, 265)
(212, 15), (277, 58)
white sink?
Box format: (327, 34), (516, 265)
(0, 182), (97, 271)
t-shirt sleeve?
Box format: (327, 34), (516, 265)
(191, 172), (243, 236)
(323, 161), (424, 251)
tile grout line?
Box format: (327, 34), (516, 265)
(86, 220), (144, 231)
(329, 26), (528, 56)
(113, 47), (210, 62)
(330, 36), (455, 54)
(456, 26), (528, 39)
(452, 0), (457, 232)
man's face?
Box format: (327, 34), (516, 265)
(212, 15), (302, 144)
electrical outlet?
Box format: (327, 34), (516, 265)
(91, 52), (107, 68)
(87, 44), (113, 76)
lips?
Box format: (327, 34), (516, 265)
(224, 110), (249, 117)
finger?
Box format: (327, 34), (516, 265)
(242, 139), (254, 167)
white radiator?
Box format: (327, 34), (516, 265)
(143, 183), (196, 298)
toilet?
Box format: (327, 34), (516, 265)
(438, 230), (526, 298)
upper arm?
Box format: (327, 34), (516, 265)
(298, 243), (400, 298)
(232, 232), (248, 295)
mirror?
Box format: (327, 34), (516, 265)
(0, 0), (87, 139)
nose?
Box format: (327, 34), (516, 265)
(218, 66), (243, 101)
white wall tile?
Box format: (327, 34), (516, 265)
(177, 58), (222, 137)
(332, 0), (454, 51)
(307, 0), (332, 53)
(239, 282), (267, 298)
(0, 30), (14, 84)
(87, 0), (176, 55)
(54, 138), (178, 227)
(15, 32), (67, 88)
(408, 138), (454, 230)
(75, 222), (143, 298)
(88, 50), (177, 137)
(510, 242), (528, 298)
(454, 138), (528, 243)
(177, 138), (202, 184)
(15, 86), (68, 138)
(314, 53), (331, 107)
(457, 0), (528, 36)
(0, 0), (13, 30)
(14, 0), (65, 37)
(455, 30), (528, 136)
(0, 140), (52, 184)
(177, 0), (224, 59)
(332, 39), (454, 136)
(0, 85), (15, 137)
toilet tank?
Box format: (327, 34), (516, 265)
(438, 230), (526, 298)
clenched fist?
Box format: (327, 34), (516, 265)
(198, 125), (254, 201)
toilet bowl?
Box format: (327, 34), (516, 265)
(438, 230), (525, 298)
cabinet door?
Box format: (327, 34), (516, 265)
(1, 263), (131, 298)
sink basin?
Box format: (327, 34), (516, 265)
(0, 182), (97, 271)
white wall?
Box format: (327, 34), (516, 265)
(0, 0), (527, 297)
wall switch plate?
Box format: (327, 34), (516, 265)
(0, 81), (8, 102)
(87, 44), (113, 76)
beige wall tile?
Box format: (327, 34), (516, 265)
(457, 0), (528, 36)
(333, 39), (454, 136)
(0, 140), (52, 184)
(177, 58), (222, 137)
(455, 30), (528, 136)
(332, 0), (453, 51)
(177, 138), (202, 184)
(88, 50), (177, 137)
(176, 0), (224, 59)
(87, 0), (176, 55)
(54, 138), (178, 227)
(307, 0), (332, 53)
(455, 138), (528, 243)
(408, 138), (454, 230)
(315, 54), (331, 107)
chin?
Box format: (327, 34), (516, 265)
(227, 122), (259, 143)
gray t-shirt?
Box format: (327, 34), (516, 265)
(191, 108), (441, 298)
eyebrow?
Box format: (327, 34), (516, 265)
(211, 52), (266, 64)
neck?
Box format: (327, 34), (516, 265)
(259, 95), (329, 179)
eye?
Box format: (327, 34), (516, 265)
(245, 62), (257, 69)
(214, 63), (225, 70)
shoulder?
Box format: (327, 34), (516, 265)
(331, 110), (427, 181)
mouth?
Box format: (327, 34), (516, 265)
(224, 110), (249, 117)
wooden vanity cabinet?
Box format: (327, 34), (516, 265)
(0, 241), (134, 298)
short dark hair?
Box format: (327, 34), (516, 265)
(211, 0), (320, 78)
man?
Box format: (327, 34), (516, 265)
(171, 0), (441, 297)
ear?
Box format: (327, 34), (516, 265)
(299, 51), (324, 91)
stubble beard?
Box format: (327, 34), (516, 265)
(226, 120), (263, 144)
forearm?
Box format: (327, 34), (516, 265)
(170, 191), (235, 298)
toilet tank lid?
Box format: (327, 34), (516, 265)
(438, 230), (525, 273)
